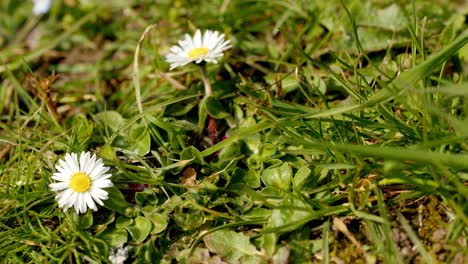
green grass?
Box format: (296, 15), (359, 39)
(1, 0), (467, 263)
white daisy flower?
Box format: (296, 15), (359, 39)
(32, 0), (51, 15)
(165, 29), (231, 70)
(49, 151), (113, 214)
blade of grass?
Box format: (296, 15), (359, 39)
(133, 24), (158, 114)
(397, 212), (433, 264)
(321, 220), (330, 264)
(0, 10), (99, 73)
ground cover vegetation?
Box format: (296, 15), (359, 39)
(0, 0), (467, 263)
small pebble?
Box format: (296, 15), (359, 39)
(432, 228), (446, 242)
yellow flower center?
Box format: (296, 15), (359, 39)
(69, 172), (92, 192)
(188, 47), (209, 59)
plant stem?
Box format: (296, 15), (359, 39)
(200, 65), (212, 97)
(200, 64), (218, 143)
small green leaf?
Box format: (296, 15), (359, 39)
(146, 212), (168, 234)
(230, 168), (260, 189)
(361, 4), (406, 31)
(165, 99), (199, 116)
(94, 111), (125, 132)
(204, 230), (261, 263)
(168, 119), (198, 132)
(126, 124), (151, 156)
(99, 143), (117, 161)
(459, 43), (468, 61)
(135, 190), (158, 206)
(98, 227), (128, 248)
(103, 187), (129, 214)
(126, 216), (152, 243)
(78, 210), (93, 229)
(268, 194), (313, 233)
(68, 210), (92, 230)
(115, 216), (133, 228)
(237, 74), (267, 99)
(261, 233), (277, 257)
(205, 96), (230, 119)
(180, 146), (205, 165)
(292, 166), (312, 191)
(261, 162), (292, 191)
(219, 141), (242, 160)
(136, 239), (158, 262)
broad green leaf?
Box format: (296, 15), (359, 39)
(204, 230), (261, 263)
(268, 194), (313, 233)
(242, 208), (272, 220)
(230, 168), (261, 188)
(355, 27), (409, 52)
(261, 162), (292, 191)
(218, 141), (242, 160)
(68, 210), (92, 230)
(265, 74), (298, 94)
(126, 124), (151, 156)
(359, 4), (406, 31)
(78, 210), (93, 229)
(205, 96), (230, 119)
(292, 166), (312, 191)
(99, 143), (118, 161)
(261, 233), (277, 257)
(94, 111), (125, 132)
(167, 119), (198, 132)
(98, 227), (128, 248)
(176, 248), (211, 263)
(126, 216), (152, 243)
(165, 98), (199, 116)
(103, 187), (130, 214)
(180, 146), (205, 165)
(146, 212), (168, 234)
(136, 239), (158, 262)
(135, 190), (157, 206)
(459, 43), (468, 61)
(116, 216), (133, 229)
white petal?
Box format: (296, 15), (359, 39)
(74, 193), (84, 214)
(193, 29), (202, 47)
(58, 159), (73, 175)
(50, 182), (70, 191)
(57, 188), (74, 208)
(52, 172), (69, 182)
(65, 153), (79, 172)
(90, 187), (109, 202)
(202, 30), (211, 47)
(93, 178), (113, 189)
(56, 162), (72, 175)
(79, 151), (91, 173)
(84, 192), (97, 211)
(89, 165), (109, 180)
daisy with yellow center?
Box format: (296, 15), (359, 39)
(165, 29), (231, 70)
(49, 151), (113, 214)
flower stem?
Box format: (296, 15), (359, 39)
(200, 65), (212, 97)
(199, 64), (218, 143)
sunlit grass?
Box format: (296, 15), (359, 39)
(1, 0), (467, 263)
